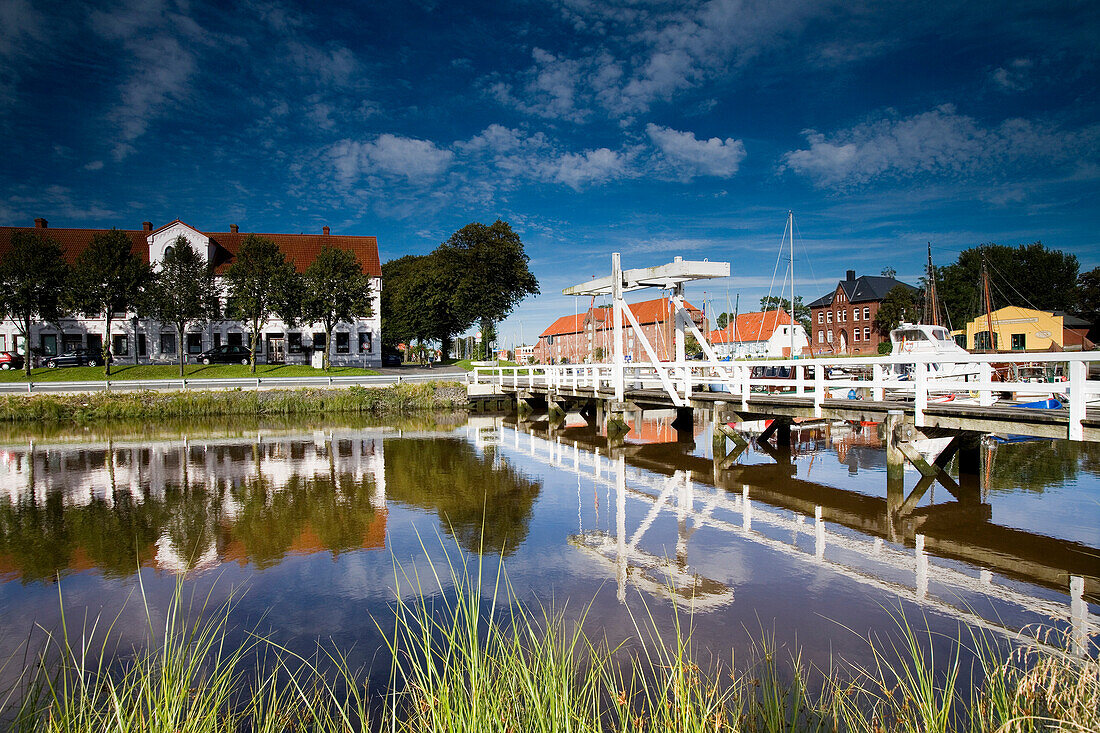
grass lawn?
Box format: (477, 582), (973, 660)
(0, 363), (380, 382)
(453, 359), (522, 371)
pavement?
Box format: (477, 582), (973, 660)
(373, 364), (466, 377)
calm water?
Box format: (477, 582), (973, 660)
(0, 411), (1097, 696)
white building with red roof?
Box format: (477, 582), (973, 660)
(707, 309), (809, 359)
(0, 218), (383, 367)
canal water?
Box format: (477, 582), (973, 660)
(0, 411), (1096, 699)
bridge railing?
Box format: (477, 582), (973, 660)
(470, 351), (1100, 439)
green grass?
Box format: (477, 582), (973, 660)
(0, 363), (380, 382)
(0, 382), (465, 423)
(5, 542), (1096, 733)
(454, 358), (524, 371)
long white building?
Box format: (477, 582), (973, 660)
(0, 218), (383, 368)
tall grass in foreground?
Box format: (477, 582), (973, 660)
(3, 547), (1096, 732)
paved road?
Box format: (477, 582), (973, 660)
(0, 365), (469, 395)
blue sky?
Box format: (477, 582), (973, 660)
(1, 0), (1098, 345)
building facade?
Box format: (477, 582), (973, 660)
(958, 306), (1093, 352)
(0, 218), (383, 368)
(534, 297), (705, 364)
(807, 270), (916, 355)
(707, 309), (809, 358)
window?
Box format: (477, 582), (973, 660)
(0, 335), (5, 351)
(863, 327), (870, 340)
(112, 334), (129, 356)
(63, 334), (83, 353)
(863, 307), (870, 320)
(187, 334), (203, 354)
(841, 310), (847, 322)
(87, 334), (102, 356)
(227, 332), (242, 347)
(827, 311), (832, 324)
(853, 309), (859, 322)
(313, 333), (326, 350)
(358, 332), (372, 353)
(975, 331), (998, 350)
(288, 333), (303, 353)
(336, 332), (350, 354)
(137, 334), (147, 357)
(826, 330), (833, 343)
(13, 335), (23, 355)
(160, 333), (177, 355)
(40, 334), (58, 356)
(817, 312), (823, 324)
(817, 331), (824, 344)
(1011, 333), (1026, 351)
(853, 329), (860, 342)
(214, 332), (222, 348)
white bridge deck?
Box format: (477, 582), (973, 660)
(471, 351), (1100, 441)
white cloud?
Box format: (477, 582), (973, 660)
(548, 147), (631, 189)
(0, 0), (48, 105)
(646, 123), (745, 178)
(491, 49), (589, 122)
(331, 134), (454, 184)
(990, 57), (1034, 92)
(781, 105), (1100, 188)
(111, 35), (196, 160)
(84, 160), (105, 171)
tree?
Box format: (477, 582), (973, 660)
(441, 220), (539, 358)
(302, 244), (373, 371)
(880, 266), (897, 279)
(70, 229), (152, 377)
(150, 236), (220, 377)
(758, 295), (811, 334)
(873, 285), (920, 337)
(939, 242), (1079, 328)
(1075, 266), (1100, 339)
(716, 312), (730, 329)
(0, 231), (71, 376)
(684, 334), (703, 357)
(225, 235), (301, 373)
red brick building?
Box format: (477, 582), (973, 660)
(807, 270), (917, 355)
(534, 297), (704, 364)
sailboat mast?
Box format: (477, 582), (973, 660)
(788, 210), (795, 359)
(982, 256), (996, 351)
(926, 242), (940, 327)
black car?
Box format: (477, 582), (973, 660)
(381, 347), (402, 366)
(194, 344), (252, 365)
(44, 348), (107, 368)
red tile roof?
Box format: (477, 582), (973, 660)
(625, 297), (701, 324)
(0, 223), (382, 277)
(539, 313), (586, 338)
(709, 310), (793, 344)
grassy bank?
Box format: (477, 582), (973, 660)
(0, 363), (380, 382)
(0, 382), (466, 423)
(4, 552), (1095, 732)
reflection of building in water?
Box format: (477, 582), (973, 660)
(506, 418), (1097, 655)
(831, 422), (885, 474)
(0, 432), (387, 576)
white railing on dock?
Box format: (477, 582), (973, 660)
(469, 352), (1100, 440)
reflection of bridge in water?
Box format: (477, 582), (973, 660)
(475, 415), (1097, 655)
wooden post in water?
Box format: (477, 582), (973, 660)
(884, 410), (905, 510)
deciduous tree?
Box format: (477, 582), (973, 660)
(71, 228), (152, 377)
(150, 236), (220, 377)
(758, 295), (811, 333)
(302, 245), (373, 371)
(225, 235), (301, 373)
(873, 285), (920, 337)
(0, 231), (71, 376)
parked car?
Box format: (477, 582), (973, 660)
(0, 351), (24, 370)
(193, 344), (252, 365)
(44, 348), (108, 368)
(0, 352), (24, 370)
(381, 348), (402, 366)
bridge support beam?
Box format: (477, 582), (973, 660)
(673, 407), (694, 444)
(759, 418), (791, 447)
(884, 409), (905, 485)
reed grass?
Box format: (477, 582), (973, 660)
(3, 543), (1095, 732)
(0, 382), (466, 424)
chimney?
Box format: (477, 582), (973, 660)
(142, 221), (152, 232)
(230, 224), (239, 233)
(846, 269), (856, 282)
(34, 218), (47, 228)
(323, 225), (330, 235)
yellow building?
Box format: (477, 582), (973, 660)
(961, 306), (1092, 352)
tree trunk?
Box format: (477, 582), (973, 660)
(323, 325), (331, 371)
(104, 313), (112, 378)
(177, 324), (185, 378)
(250, 320), (259, 374)
(21, 316), (31, 378)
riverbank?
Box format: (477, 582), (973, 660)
(0, 381), (467, 423)
(5, 563), (1095, 733)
